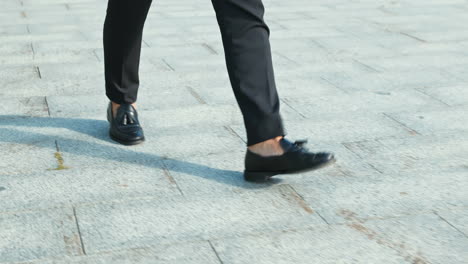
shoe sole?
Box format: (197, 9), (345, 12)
(109, 132), (145, 146)
(244, 157), (336, 182)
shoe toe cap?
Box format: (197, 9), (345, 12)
(315, 152), (335, 163)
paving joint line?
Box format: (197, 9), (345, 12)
(273, 51), (300, 66)
(208, 240), (224, 264)
(73, 207), (87, 255)
(282, 184), (315, 215)
(281, 98), (307, 119)
(435, 211), (468, 239)
(162, 160), (185, 196)
(201, 43), (218, 55)
(382, 112), (421, 136)
(161, 58), (175, 71)
(186, 86), (207, 104)
(44, 96), (51, 116)
(78, 30), (89, 41)
(284, 184), (331, 225)
(35, 66), (42, 79)
(399, 32), (427, 43)
(269, 20), (288, 30)
(320, 76), (349, 93)
(223, 125), (246, 144)
(30, 42), (35, 57)
(340, 133), (428, 146)
(340, 209), (431, 264)
(92, 49), (101, 62)
(366, 163), (384, 174)
(315, 210), (330, 225)
(311, 39), (328, 50)
(414, 88), (451, 107)
(352, 58), (380, 73)
(341, 142), (384, 174)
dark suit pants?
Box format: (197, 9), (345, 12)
(104, 0), (285, 146)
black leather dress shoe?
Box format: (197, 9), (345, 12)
(107, 102), (145, 145)
(244, 138), (335, 182)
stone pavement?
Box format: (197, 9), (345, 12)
(1, 0), (468, 263)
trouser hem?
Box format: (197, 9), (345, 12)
(246, 115), (286, 146)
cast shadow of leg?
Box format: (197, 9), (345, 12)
(0, 115), (282, 188)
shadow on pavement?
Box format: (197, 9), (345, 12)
(0, 115), (282, 189)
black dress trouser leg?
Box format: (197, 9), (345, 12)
(104, 0), (285, 146)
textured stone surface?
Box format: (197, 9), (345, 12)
(417, 85), (468, 106)
(386, 105), (468, 135)
(293, 170), (468, 224)
(212, 213), (468, 264)
(10, 241), (220, 264)
(75, 185), (326, 254)
(437, 209), (468, 238)
(0, 208), (82, 263)
(0, 163), (180, 213)
(342, 132), (468, 174)
(231, 112), (413, 143)
(212, 225), (408, 264)
(1, 0), (468, 262)
(0, 96), (49, 117)
(360, 213), (468, 264)
(0, 120), (57, 176)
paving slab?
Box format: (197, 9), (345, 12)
(211, 223), (406, 264)
(0, 96), (49, 117)
(410, 30), (468, 43)
(55, 123), (245, 166)
(0, 24), (28, 35)
(321, 69), (460, 92)
(74, 185), (326, 254)
(360, 213), (468, 264)
(0, 208), (82, 263)
(0, 112), (245, 163)
(0, 122), (57, 176)
(213, 213), (468, 264)
(162, 151), (271, 196)
(0, 140), (56, 176)
(6, 241), (220, 264)
(232, 111), (413, 144)
(0, 42), (32, 57)
(359, 53), (468, 72)
(283, 89), (446, 116)
(2, 0), (468, 262)
(0, 33), (86, 51)
(1, 76), (105, 97)
(312, 35), (397, 59)
(437, 209), (468, 238)
(46, 90), (202, 117)
(0, 161), (181, 213)
(443, 64), (468, 82)
(292, 170), (468, 224)
(36, 62), (103, 81)
(0, 66), (39, 86)
(386, 105), (468, 135)
(416, 85), (468, 106)
(342, 131), (468, 175)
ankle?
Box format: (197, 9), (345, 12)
(111, 102), (136, 118)
(248, 136), (284, 157)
